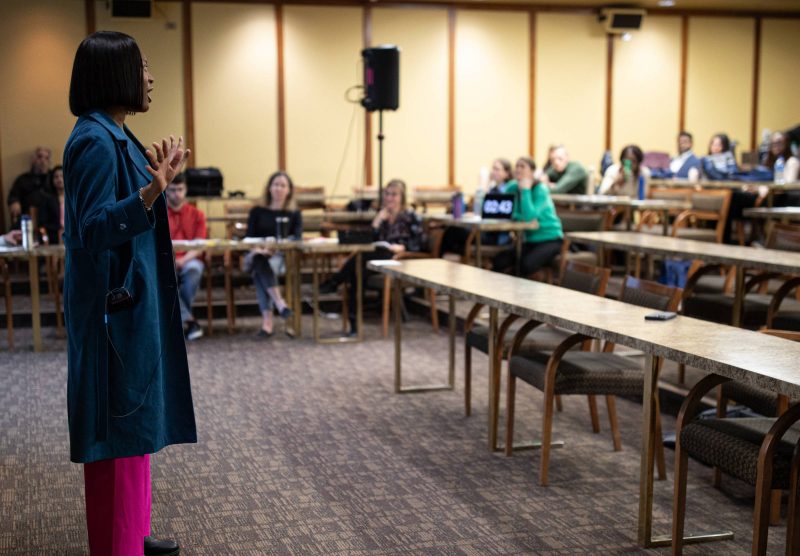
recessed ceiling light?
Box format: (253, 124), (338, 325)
(621, 32), (632, 41)
(658, 0), (676, 6)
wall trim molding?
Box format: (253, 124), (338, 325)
(180, 0), (800, 19)
(678, 15), (688, 133)
(447, 7), (455, 185)
(276, 3), (287, 170)
(85, 0), (96, 34)
(750, 16), (762, 151)
(363, 6), (373, 185)
(528, 9), (536, 157)
(182, 0), (195, 166)
(604, 33), (613, 151)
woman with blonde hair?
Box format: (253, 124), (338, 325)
(320, 178), (425, 334)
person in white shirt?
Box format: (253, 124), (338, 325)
(598, 144), (651, 198)
(669, 131), (701, 182)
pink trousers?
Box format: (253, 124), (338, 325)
(84, 454), (151, 556)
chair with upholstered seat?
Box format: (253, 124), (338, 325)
(463, 261), (610, 432)
(672, 332), (800, 555)
(681, 223), (800, 331)
(504, 275), (681, 486)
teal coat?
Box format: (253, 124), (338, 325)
(63, 110), (197, 464)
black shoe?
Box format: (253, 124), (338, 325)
(279, 307), (293, 319)
(144, 536), (179, 556)
(257, 329), (273, 339)
(185, 321), (203, 341)
(318, 279), (339, 294)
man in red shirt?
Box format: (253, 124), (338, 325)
(166, 174), (207, 340)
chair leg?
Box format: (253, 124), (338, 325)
(770, 490), (782, 526)
(382, 276), (391, 338)
(787, 452), (800, 555)
(606, 395), (622, 451)
(428, 289), (439, 332)
(540, 388), (556, 486)
(753, 456), (775, 556)
(464, 343), (472, 417)
(671, 425), (691, 556)
(588, 395), (600, 433)
(205, 262), (213, 336)
(555, 395), (563, 412)
(655, 400), (667, 481)
(714, 386), (728, 488)
(677, 363), (686, 385)
(3, 263), (12, 349)
(505, 372), (516, 457)
(224, 266), (234, 334)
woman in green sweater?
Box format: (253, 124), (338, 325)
(492, 156), (564, 276)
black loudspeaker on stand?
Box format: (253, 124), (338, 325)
(361, 46), (399, 204)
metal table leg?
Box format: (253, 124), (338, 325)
(29, 254), (41, 352)
(394, 278), (454, 394)
(638, 354), (733, 548)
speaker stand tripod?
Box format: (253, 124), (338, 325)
(377, 110), (385, 206)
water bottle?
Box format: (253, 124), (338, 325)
(20, 214), (34, 250)
(637, 176), (646, 200)
(622, 159), (634, 195)
(774, 156), (785, 185)
(473, 185), (485, 215)
(451, 193), (464, 219)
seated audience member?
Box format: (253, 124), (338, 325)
(320, 179), (425, 334)
(488, 158), (514, 194)
(598, 145), (651, 198)
(492, 157), (563, 277)
(7, 146), (54, 227)
(0, 230), (22, 247)
(245, 171), (301, 338)
(701, 133), (737, 179)
(701, 133), (757, 244)
(787, 147), (800, 184)
(166, 174), (207, 341)
(765, 131), (797, 180)
(439, 158), (514, 256)
(670, 131), (701, 181)
(38, 165), (64, 244)
(538, 145), (588, 195)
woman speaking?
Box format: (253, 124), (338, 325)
(63, 31), (195, 555)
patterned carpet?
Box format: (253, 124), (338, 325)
(0, 317), (789, 555)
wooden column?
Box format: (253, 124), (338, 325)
(276, 3), (287, 170)
(182, 0), (195, 166)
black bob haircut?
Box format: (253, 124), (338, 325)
(69, 31), (144, 117)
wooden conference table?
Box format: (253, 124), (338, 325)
(551, 194), (691, 235)
(2, 238), (374, 351)
(566, 231), (800, 327)
(368, 258), (800, 548)
(651, 178), (800, 207)
(425, 214), (540, 272)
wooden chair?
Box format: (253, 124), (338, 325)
(374, 225), (445, 338)
(681, 223), (800, 331)
(638, 189), (732, 244)
(412, 185), (460, 214)
(220, 201), (253, 333)
(672, 330), (800, 555)
(294, 185), (326, 211)
(464, 260), (611, 423)
(552, 208), (612, 271)
(1, 258), (12, 349)
(505, 275), (681, 486)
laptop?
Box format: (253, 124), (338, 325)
(338, 228), (375, 245)
(481, 193), (515, 220)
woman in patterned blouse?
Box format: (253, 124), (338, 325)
(320, 179), (425, 334)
